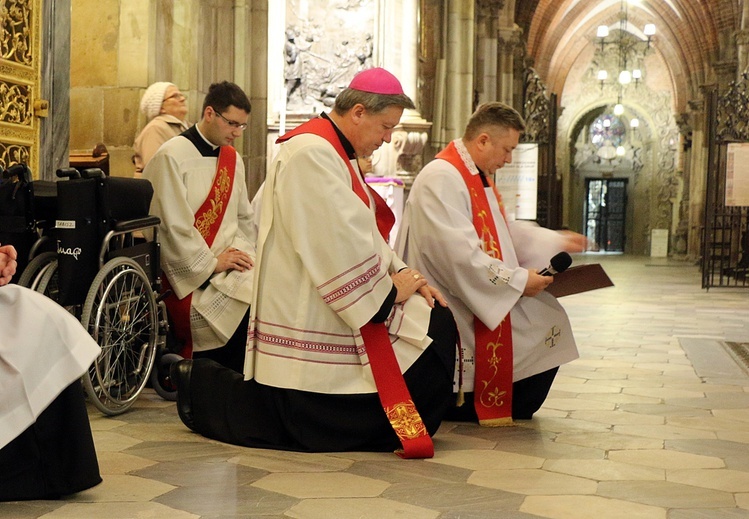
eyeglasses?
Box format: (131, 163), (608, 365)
(212, 108), (248, 130)
(164, 92), (187, 101)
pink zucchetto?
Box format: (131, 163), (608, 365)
(348, 67), (404, 95)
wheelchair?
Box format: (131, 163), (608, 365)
(1, 164), (58, 290)
(2, 164), (179, 415)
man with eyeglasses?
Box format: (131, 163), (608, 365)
(144, 81), (255, 374)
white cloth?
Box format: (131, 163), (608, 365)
(245, 132), (432, 393)
(0, 285), (101, 449)
(395, 139), (579, 390)
(144, 132), (256, 351)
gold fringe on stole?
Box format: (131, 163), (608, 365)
(456, 388), (465, 407)
(479, 416), (515, 427)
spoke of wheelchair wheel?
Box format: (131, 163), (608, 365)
(90, 267), (154, 405)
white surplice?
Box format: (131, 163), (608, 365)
(395, 139), (579, 391)
(245, 132), (433, 393)
(144, 130), (256, 351)
(0, 285), (101, 449)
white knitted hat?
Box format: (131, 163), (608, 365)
(140, 82), (174, 121)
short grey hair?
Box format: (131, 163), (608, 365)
(333, 88), (415, 115)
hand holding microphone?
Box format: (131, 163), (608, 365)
(539, 251), (573, 276)
(523, 252), (573, 297)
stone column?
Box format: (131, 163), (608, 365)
(432, 0), (474, 149)
(686, 97), (707, 261)
(375, 0), (432, 188)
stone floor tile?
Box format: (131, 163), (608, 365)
(382, 480), (525, 512)
(95, 451), (157, 475)
(67, 474), (174, 502)
(569, 410), (664, 426)
(346, 459), (471, 485)
(714, 409), (749, 422)
(285, 498), (439, 519)
(468, 468), (598, 494)
(555, 431), (664, 451)
(549, 383), (622, 394)
(539, 398), (617, 412)
(520, 494), (667, 519)
(229, 449), (354, 473)
(433, 431), (498, 451)
(37, 502), (198, 518)
(123, 440), (242, 463)
(91, 430), (143, 453)
(667, 468), (749, 492)
(613, 424), (717, 440)
(251, 472), (390, 498)
(427, 449), (544, 471)
(597, 480), (736, 509)
(543, 458), (664, 481)
(736, 492), (749, 509)
(0, 502), (64, 519)
(717, 431), (749, 444)
(133, 457), (266, 488)
(575, 392), (663, 405)
(608, 449), (725, 469)
(622, 387), (706, 400)
(524, 416), (613, 435)
(667, 415), (749, 433)
(156, 483), (298, 517)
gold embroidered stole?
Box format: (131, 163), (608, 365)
(164, 146), (236, 357)
(276, 119), (433, 457)
(435, 141), (514, 426)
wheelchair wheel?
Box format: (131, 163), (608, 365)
(36, 259), (61, 303)
(17, 251), (56, 291)
(81, 256), (158, 416)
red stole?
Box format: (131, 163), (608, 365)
(276, 118), (433, 458)
(164, 146), (237, 358)
(436, 141), (514, 426)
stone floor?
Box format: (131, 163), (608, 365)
(4, 254), (749, 519)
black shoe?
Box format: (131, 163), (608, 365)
(170, 359), (197, 432)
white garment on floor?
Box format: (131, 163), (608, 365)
(0, 285), (101, 449)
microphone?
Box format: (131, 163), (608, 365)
(539, 252), (572, 276)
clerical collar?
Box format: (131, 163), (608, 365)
(180, 124), (220, 157)
(320, 112), (356, 159)
(476, 167), (490, 188)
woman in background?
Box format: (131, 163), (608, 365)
(133, 81), (189, 176)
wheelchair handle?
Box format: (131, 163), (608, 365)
(56, 167), (81, 179)
(2, 163), (32, 183)
(81, 168), (106, 179)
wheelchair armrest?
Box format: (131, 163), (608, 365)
(112, 215), (161, 233)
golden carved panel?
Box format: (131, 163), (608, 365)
(0, 80), (32, 125)
(0, 0), (39, 171)
(1, 0), (33, 66)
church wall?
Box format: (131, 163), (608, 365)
(68, 0), (264, 181)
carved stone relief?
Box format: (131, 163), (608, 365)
(283, 0), (375, 113)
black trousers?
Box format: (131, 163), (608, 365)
(444, 366), (559, 421)
(193, 308), (250, 373)
(187, 304), (458, 452)
(0, 383), (101, 501)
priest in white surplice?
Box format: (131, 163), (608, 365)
(169, 69), (458, 458)
(0, 244), (102, 500)
(395, 102), (587, 424)
(144, 81), (255, 373)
